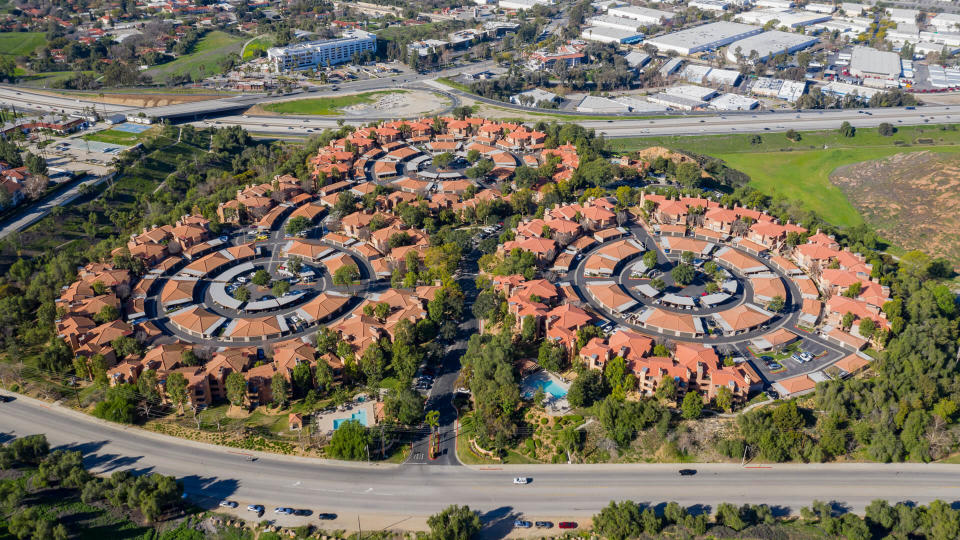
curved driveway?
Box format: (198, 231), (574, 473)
(4, 394), (960, 531)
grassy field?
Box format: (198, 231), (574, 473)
(18, 70), (98, 88)
(241, 34), (274, 61)
(144, 31), (244, 81)
(82, 127), (157, 145)
(611, 124), (960, 227)
(263, 90), (406, 115)
(0, 31), (45, 57)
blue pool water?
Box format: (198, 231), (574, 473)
(524, 377), (568, 399)
(333, 409), (368, 429)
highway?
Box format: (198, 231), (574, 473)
(189, 104), (960, 139)
(4, 394), (960, 533)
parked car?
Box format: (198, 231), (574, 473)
(218, 500), (238, 508)
(535, 521), (553, 528)
(273, 507), (294, 515)
(513, 477), (529, 484)
(558, 522), (578, 529)
(514, 520), (533, 528)
(247, 505), (264, 515)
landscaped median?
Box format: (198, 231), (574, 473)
(262, 90), (409, 115)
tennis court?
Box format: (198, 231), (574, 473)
(111, 123), (152, 134)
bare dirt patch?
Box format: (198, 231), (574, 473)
(26, 88), (219, 106)
(830, 151), (960, 266)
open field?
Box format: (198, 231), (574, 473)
(17, 70), (98, 88)
(612, 125), (960, 228)
(262, 90), (408, 115)
(241, 34), (274, 61)
(0, 31), (45, 57)
(144, 31), (244, 81)
(831, 151), (960, 265)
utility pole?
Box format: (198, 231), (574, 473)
(741, 444), (749, 467)
(357, 515), (362, 539)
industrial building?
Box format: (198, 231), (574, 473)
(708, 93), (759, 110)
(581, 25), (644, 44)
(587, 14), (645, 32)
(645, 22), (763, 55)
(267, 30), (377, 72)
(681, 64), (742, 86)
(725, 30), (819, 63)
(735, 9), (832, 29)
(848, 46), (902, 81)
(498, 0), (553, 10)
(606, 5), (674, 24)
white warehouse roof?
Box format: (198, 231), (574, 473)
(849, 45), (902, 79)
(645, 21), (763, 55)
(725, 30), (819, 63)
(607, 5), (674, 23)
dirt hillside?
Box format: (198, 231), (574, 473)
(830, 151), (960, 266)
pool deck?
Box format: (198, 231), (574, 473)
(522, 371), (572, 417)
(315, 400), (376, 435)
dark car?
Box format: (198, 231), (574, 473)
(558, 522), (578, 529)
(535, 521), (553, 528)
(679, 469), (697, 476)
(0, 395), (13, 403)
(317, 513), (337, 520)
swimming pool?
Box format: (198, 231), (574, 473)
(333, 409), (368, 429)
(524, 376), (568, 399)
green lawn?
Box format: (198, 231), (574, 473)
(263, 90), (407, 115)
(611, 124), (960, 227)
(0, 31), (45, 57)
(144, 30), (244, 81)
(17, 70), (98, 88)
(242, 34), (274, 61)
(82, 127), (157, 145)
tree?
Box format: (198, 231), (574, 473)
(671, 264), (695, 286)
(251, 269), (271, 287)
(287, 256), (303, 275)
(225, 371), (246, 407)
(786, 129), (801, 142)
(839, 121), (856, 137)
(272, 280), (290, 297)
(233, 285), (250, 302)
(327, 420), (369, 460)
(715, 385), (733, 412)
(427, 505), (481, 540)
(650, 277), (667, 291)
(333, 264), (360, 287)
(94, 304), (121, 324)
(878, 122), (894, 136)
(165, 372), (188, 414)
(271, 372), (289, 408)
(291, 362), (313, 397)
(384, 387), (425, 425)
(92, 384), (136, 423)
(593, 500), (643, 540)
(675, 161), (702, 188)
(767, 295), (786, 313)
(682, 391), (703, 419)
(314, 360), (334, 394)
(537, 340), (565, 373)
(285, 216), (312, 236)
(137, 369), (161, 417)
(433, 152), (454, 169)
(567, 369), (606, 408)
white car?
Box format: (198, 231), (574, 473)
(513, 477), (529, 485)
(219, 500), (238, 508)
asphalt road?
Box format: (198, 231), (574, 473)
(4, 394), (960, 531)
(0, 173), (110, 240)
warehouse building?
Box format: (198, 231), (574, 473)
(725, 30), (819, 63)
(581, 25), (644, 44)
(709, 93), (759, 110)
(645, 22), (762, 55)
(607, 5), (674, 24)
(587, 14), (645, 32)
(848, 45), (902, 81)
(267, 30), (377, 72)
(735, 9), (832, 29)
